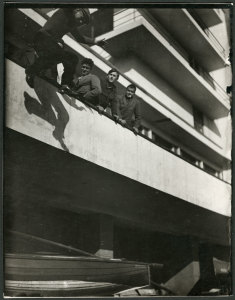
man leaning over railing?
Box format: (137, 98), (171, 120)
(62, 58), (102, 106)
(97, 68), (120, 116)
(112, 84), (141, 135)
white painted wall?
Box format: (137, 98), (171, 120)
(5, 60), (231, 217)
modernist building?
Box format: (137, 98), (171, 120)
(4, 6), (232, 296)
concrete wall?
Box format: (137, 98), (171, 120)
(5, 59), (231, 217)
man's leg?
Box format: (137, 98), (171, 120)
(25, 32), (62, 87)
(61, 51), (79, 86)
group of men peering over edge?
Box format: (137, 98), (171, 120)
(25, 8), (141, 134)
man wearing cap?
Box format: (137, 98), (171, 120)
(25, 8), (106, 88)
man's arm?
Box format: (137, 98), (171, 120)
(83, 75), (102, 101)
(70, 28), (95, 45)
(111, 95), (120, 117)
(70, 28), (106, 47)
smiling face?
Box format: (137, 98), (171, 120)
(125, 86), (136, 99)
(81, 63), (91, 76)
(107, 71), (118, 83)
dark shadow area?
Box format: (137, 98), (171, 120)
(24, 77), (85, 152)
(204, 117), (222, 137)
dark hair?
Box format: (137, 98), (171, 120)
(81, 58), (94, 69)
(108, 68), (119, 79)
(81, 8), (91, 24)
(127, 84), (136, 92)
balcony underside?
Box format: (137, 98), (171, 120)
(141, 102), (228, 167)
(194, 8), (223, 27)
(101, 24), (229, 119)
(148, 9), (225, 71)
(5, 128), (230, 247)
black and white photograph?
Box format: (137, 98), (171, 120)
(3, 3), (233, 297)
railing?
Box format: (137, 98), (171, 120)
(113, 8), (142, 29)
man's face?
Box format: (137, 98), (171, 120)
(81, 64), (91, 76)
(125, 87), (135, 99)
(107, 72), (118, 83)
(73, 9), (86, 25)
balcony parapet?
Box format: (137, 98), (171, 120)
(187, 9), (226, 58)
(5, 59), (231, 218)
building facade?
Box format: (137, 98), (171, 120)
(4, 6), (232, 296)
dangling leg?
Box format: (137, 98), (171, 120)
(25, 32), (62, 88)
(61, 51), (79, 86)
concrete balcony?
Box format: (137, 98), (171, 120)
(147, 8), (226, 70)
(5, 59), (231, 221)
(5, 60), (231, 246)
(96, 9), (230, 120)
(193, 8), (223, 27)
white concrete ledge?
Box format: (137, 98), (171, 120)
(5, 60), (231, 217)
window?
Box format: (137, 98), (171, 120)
(203, 163), (218, 176)
(180, 149), (197, 165)
(152, 132), (173, 151)
(193, 107), (204, 133)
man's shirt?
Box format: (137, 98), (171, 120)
(73, 73), (102, 104)
(113, 95), (141, 128)
(99, 78), (117, 111)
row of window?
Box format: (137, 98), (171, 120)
(139, 125), (223, 179)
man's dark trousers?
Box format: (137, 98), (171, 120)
(26, 31), (78, 85)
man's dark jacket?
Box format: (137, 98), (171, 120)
(112, 94), (141, 128)
(99, 78), (117, 113)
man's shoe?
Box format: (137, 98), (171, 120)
(58, 85), (71, 94)
(58, 85), (78, 97)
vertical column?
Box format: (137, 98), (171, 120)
(95, 214), (114, 259)
(198, 243), (217, 292)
